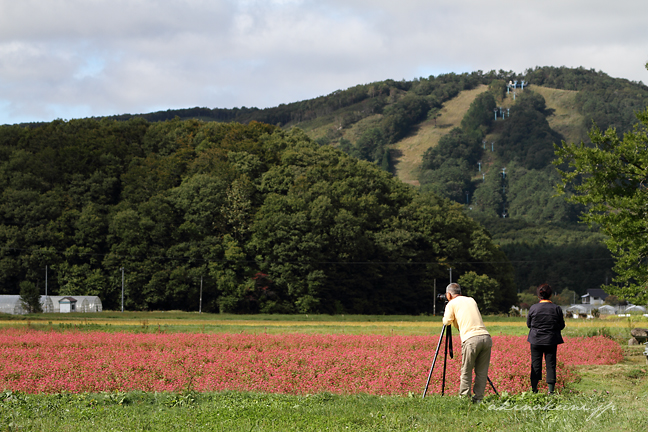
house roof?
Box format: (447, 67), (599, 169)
(587, 289), (609, 299)
(58, 296), (77, 303)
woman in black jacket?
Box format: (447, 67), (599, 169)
(527, 283), (565, 394)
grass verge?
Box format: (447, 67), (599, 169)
(1, 382), (646, 431)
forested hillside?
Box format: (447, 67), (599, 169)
(0, 120), (516, 313)
(414, 68), (648, 297)
(7, 66), (648, 307)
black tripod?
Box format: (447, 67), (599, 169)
(422, 324), (499, 398)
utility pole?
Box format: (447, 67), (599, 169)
(120, 267), (125, 313)
(199, 276), (203, 314)
(449, 268), (452, 284)
(45, 265), (48, 296)
(433, 279), (436, 316)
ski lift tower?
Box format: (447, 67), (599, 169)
(513, 80), (517, 100)
(501, 167), (508, 218)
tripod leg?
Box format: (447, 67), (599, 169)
(487, 376), (499, 396)
(422, 324), (446, 398)
(447, 326), (453, 359)
(442, 326), (449, 396)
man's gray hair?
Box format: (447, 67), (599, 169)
(446, 283), (461, 295)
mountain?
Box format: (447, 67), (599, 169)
(103, 66), (648, 300)
(6, 66), (648, 308)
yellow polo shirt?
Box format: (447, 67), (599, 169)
(442, 296), (490, 342)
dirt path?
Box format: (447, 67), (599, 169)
(391, 85), (489, 185)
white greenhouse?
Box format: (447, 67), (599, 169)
(566, 305), (587, 314)
(73, 296), (103, 313)
(0, 295), (102, 315)
(48, 296), (103, 313)
(624, 305), (647, 314)
(597, 305), (616, 315)
(0, 295), (54, 315)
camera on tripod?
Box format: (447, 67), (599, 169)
(436, 293), (448, 303)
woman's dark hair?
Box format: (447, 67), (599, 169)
(537, 284), (552, 300)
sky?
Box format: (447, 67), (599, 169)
(1, 0), (647, 125)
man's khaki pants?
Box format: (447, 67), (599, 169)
(460, 334), (492, 402)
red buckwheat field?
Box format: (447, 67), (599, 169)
(0, 329), (622, 395)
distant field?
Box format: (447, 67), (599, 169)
(1, 311), (643, 340)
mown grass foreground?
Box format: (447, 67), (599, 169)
(2, 375), (647, 431)
(1, 312), (647, 431)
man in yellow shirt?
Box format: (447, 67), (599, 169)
(442, 283), (492, 404)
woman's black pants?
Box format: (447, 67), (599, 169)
(530, 344), (557, 385)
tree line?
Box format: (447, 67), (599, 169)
(0, 118), (517, 314)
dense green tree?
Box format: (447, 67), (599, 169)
(351, 128), (386, 162)
(555, 98), (648, 304)
(420, 160), (473, 203)
(473, 215), (614, 297)
(382, 95), (431, 143)
(471, 169), (505, 217)
(505, 164), (580, 223)
(488, 80), (507, 103)
(19, 281), (42, 313)
(421, 128), (483, 171)
(495, 91), (563, 169)
(460, 92), (496, 134)
(0, 106), (518, 313)
(457, 271), (499, 313)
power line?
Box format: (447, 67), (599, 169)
(0, 246), (616, 266)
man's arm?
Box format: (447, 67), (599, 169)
(442, 301), (457, 329)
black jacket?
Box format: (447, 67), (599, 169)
(527, 301), (565, 345)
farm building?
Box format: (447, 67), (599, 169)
(581, 288), (609, 305)
(0, 295), (102, 315)
(0, 295), (54, 315)
(58, 297), (77, 313)
(48, 296), (103, 313)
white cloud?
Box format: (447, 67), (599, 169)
(0, 0), (647, 124)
